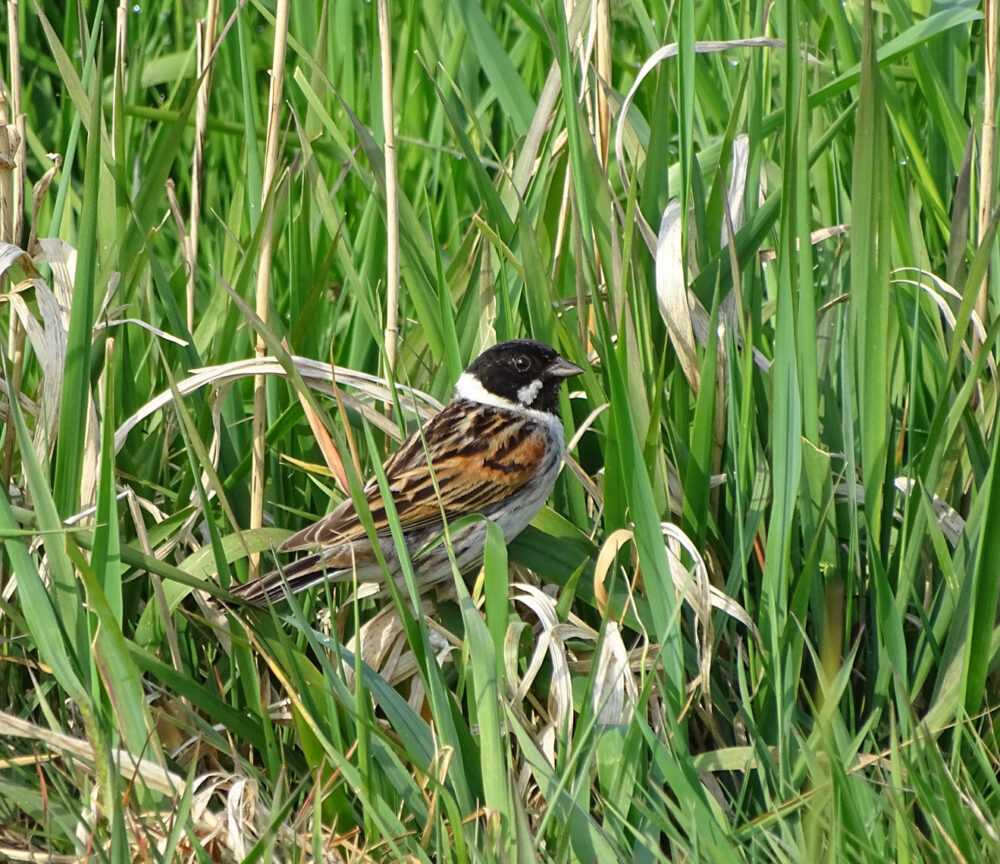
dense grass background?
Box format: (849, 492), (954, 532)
(1, 0), (999, 860)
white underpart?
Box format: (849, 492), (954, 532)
(489, 434), (564, 539)
(516, 378), (543, 406)
(454, 372), (564, 435)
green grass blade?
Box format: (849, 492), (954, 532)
(53, 40), (101, 518)
(451, 0), (535, 135)
(91, 339), (123, 622)
(851, 1), (891, 547)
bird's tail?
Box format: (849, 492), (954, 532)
(228, 553), (330, 606)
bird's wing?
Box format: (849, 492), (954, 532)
(279, 401), (549, 553)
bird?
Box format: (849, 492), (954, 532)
(231, 339), (584, 605)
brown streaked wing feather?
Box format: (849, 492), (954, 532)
(280, 402), (546, 552)
(279, 491), (376, 552)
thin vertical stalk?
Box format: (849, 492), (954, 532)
(593, 0), (610, 168)
(250, 0), (290, 578)
(0, 82), (11, 246)
(378, 0), (400, 383)
(188, 0), (220, 335)
(589, 0), (611, 348)
(976, 0), (997, 332)
(2, 0), (26, 495)
(6, 0), (24, 247)
(113, 0), (126, 161)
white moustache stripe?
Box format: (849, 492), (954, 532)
(517, 378), (543, 406)
(454, 373), (519, 410)
(454, 373), (564, 432)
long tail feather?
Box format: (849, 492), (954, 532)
(229, 554), (331, 606)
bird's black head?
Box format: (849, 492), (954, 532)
(461, 339), (583, 414)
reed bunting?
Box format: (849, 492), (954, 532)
(231, 339), (584, 605)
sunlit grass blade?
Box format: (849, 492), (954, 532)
(0, 484), (86, 705)
(451, 0), (536, 135)
(70, 543), (162, 762)
(1, 361), (90, 695)
(92, 339), (123, 621)
(53, 37), (101, 519)
(460, 523), (513, 846)
(962, 400), (1000, 716)
(850, 1), (892, 547)
(602, 330), (684, 713)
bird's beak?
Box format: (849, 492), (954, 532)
(547, 355), (585, 379)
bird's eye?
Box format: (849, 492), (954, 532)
(513, 354), (532, 373)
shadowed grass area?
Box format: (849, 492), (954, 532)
(1, 0), (999, 860)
